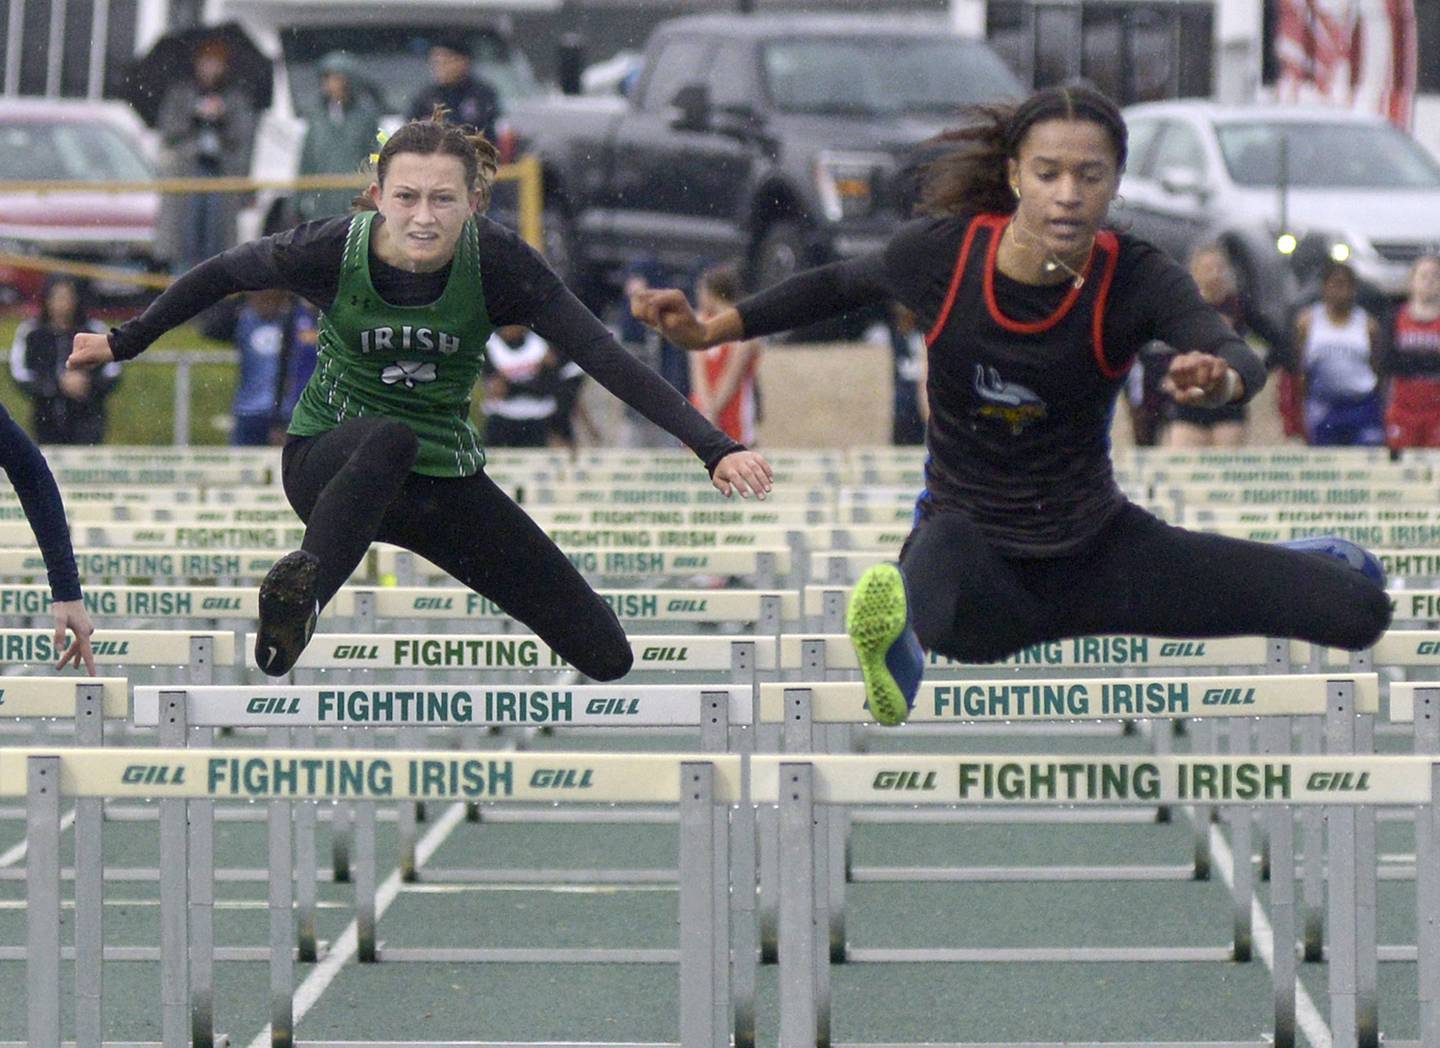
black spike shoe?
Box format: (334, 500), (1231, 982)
(255, 550), (321, 677)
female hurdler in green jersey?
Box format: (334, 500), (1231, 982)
(68, 115), (774, 677)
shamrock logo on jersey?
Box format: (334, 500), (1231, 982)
(381, 361), (438, 389)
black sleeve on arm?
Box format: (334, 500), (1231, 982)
(1132, 243), (1267, 404)
(478, 220), (741, 471)
(0, 405), (81, 602)
(109, 217), (349, 361)
(734, 253), (891, 339)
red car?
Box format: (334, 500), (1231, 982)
(0, 97), (161, 308)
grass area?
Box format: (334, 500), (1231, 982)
(0, 316), (236, 445)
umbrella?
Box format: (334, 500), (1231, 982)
(121, 22), (272, 128)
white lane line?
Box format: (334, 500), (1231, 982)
(1206, 818), (1332, 1048)
(244, 801), (468, 1048)
(0, 808), (76, 867)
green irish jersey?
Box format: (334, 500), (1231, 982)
(288, 212), (494, 476)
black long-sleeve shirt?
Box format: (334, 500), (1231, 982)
(0, 404), (82, 601)
(110, 214), (741, 472)
(737, 215), (1266, 555)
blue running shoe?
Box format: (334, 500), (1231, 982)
(1278, 535), (1386, 587)
(847, 563), (925, 726)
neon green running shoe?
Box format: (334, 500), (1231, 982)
(846, 563), (925, 727)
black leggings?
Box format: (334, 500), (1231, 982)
(901, 502), (1393, 664)
(281, 418), (633, 681)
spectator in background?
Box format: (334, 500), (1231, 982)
(482, 324), (558, 447)
(297, 52), (381, 223)
(231, 289), (318, 446)
(865, 303), (928, 445)
(689, 265), (762, 445)
(546, 349), (596, 450)
(1382, 253), (1440, 454)
(10, 276), (120, 445)
(407, 34), (500, 142)
(1162, 243), (1289, 448)
(156, 37), (257, 272)
(1293, 260), (1385, 446)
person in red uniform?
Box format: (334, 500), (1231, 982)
(1383, 254), (1440, 454)
(634, 83), (1391, 726)
(689, 264), (762, 445)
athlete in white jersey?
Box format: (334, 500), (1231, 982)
(1294, 261), (1384, 446)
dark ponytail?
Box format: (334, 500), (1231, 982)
(354, 105), (500, 212)
(918, 83), (1128, 218)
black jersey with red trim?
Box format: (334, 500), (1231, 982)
(736, 213), (1263, 556)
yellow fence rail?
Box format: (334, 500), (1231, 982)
(0, 155), (544, 292)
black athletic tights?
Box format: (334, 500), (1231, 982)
(281, 417), (632, 681)
(901, 503), (1393, 663)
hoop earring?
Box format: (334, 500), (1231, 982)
(1113, 193), (1125, 209)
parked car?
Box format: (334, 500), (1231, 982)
(504, 13), (1024, 303)
(1113, 100), (1440, 318)
(0, 98), (161, 308)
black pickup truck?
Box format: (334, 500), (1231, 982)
(506, 13), (1022, 301)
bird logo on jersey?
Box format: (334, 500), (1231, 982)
(381, 361), (438, 389)
(972, 364), (1047, 435)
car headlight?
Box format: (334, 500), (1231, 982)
(814, 151), (891, 223)
(1271, 228), (1358, 274)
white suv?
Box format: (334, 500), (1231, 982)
(1113, 100), (1440, 309)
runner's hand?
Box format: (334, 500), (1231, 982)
(630, 289), (711, 350)
(67, 332), (114, 372)
(52, 600), (96, 674)
(712, 450), (774, 500)
(1162, 352), (1239, 407)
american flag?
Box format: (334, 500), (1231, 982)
(1275, 0), (1417, 129)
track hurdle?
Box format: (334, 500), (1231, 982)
(763, 672), (1377, 962)
(373, 544), (795, 589)
(754, 752), (1439, 1048)
(5, 746), (740, 1048)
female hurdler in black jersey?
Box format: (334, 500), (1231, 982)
(634, 85), (1391, 725)
(68, 116), (773, 678)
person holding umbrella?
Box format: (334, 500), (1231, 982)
(154, 36), (258, 271)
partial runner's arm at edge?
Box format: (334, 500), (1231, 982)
(0, 405), (81, 602)
(530, 288), (742, 473)
(733, 253), (891, 340)
(109, 218), (348, 361)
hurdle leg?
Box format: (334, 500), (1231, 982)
(679, 763), (725, 1048)
(188, 756), (217, 1046)
(779, 763), (818, 1048)
(294, 727), (319, 962)
(1261, 718), (1296, 1048)
(269, 792), (296, 1047)
(160, 787), (191, 1048)
(824, 722), (847, 962)
(1355, 747), (1378, 1046)
(1414, 695), (1440, 1046)
(331, 729), (354, 882)
(1327, 680), (1359, 1047)
(356, 799), (378, 962)
(1191, 718), (1215, 878)
(27, 756), (61, 1048)
(758, 722), (782, 962)
(1299, 715), (1325, 960)
(74, 686), (105, 1048)
(726, 729), (758, 1047)
(811, 772), (832, 1047)
(1228, 719), (1254, 962)
(397, 726), (421, 880)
